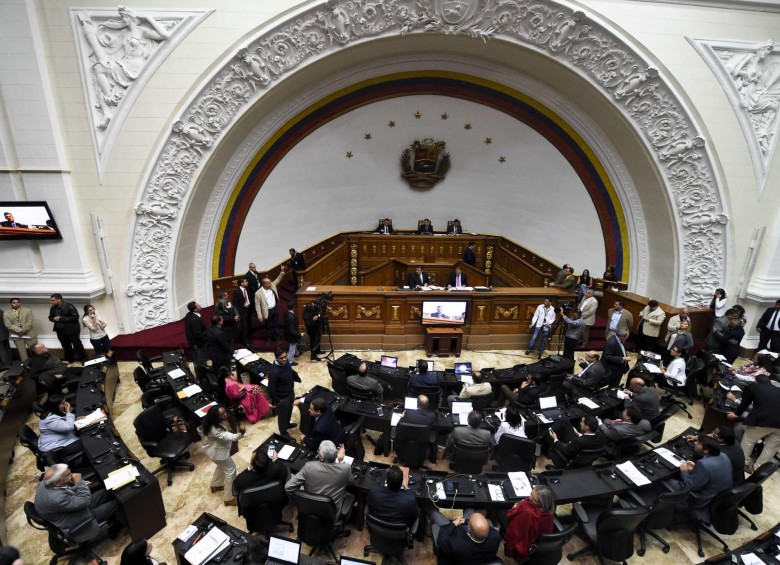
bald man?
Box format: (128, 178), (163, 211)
(430, 509), (501, 565)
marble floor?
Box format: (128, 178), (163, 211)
(4, 348), (780, 565)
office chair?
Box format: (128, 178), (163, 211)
(515, 519), (577, 565)
(24, 501), (108, 565)
(140, 387), (187, 423)
(567, 503), (649, 564)
(18, 424), (85, 474)
(347, 382), (376, 402)
(607, 429), (656, 459)
(644, 404), (681, 445)
(327, 361), (349, 395)
(618, 484), (691, 555)
(407, 384), (440, 409)
(32, 400), (46, 418)
(133, 404), (195, 486)
(393, 422), (431, 468)
(292, 491), (351, 561)
(493, 435), (536, 472)
(451, 443), (491, 474)
(363, 513), (416, 565)
(738, 461), (778, 530)
(195, 365), (228, 405)
(657, 374), (693, 419)
(343, 416), (366, 461)
(467, 391), (495, 412)
(563, 446), (605, 470)
(237, 481), (293, 537)
(545, 372), (567, 402)
(689, 482), (758, 557)
(132, 366), (167, 392)
(136, 349), (165, 377)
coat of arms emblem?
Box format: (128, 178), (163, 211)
(400, 138), (451, 189)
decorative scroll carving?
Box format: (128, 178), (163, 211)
(350, 243), (358, 285)
(326, 305), (349, 319)
(525, 305), (536, 321)
(494, 306), (519, 320)
(485, 245), (494, 275)
(477, 305), (486, 322)
(409, 306), (421, 320)
(391, 305), (400, 320)
(128, 0), (726, 329)
(356, 305), (381, 319)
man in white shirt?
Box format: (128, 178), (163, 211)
(254, 266), (287, 346)
(525, 299), (556, 359)
(447, 371), (493, 405)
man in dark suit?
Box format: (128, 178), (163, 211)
(376, 218), (394, 234)
(289, 248), (306, 289)
(727, 372), (780, 471)
(447, 266), (469, 288)
(48, 293), (86, 362)
(407, 266), (430, 288)
(409, 360), (438, 388)
(206, 314), (233, 373)
(447, 219), (464, 235)
(497, 372), (546, 407)
(430, 509), (501, 565)
(462, 241), (476, 266)
(366, 465), (418, 527)
(233, 447), (289, 497)
(444, 410), (494, 458)
(756, 299), (780, 352)
(547, 415), (605, 469)
(624, 376), (660, 420)
(1, 212), (28, 228)
(562, 352), (607, 397)
(418, 218), (434, 235)
(184, 301), (207, 366)
(399, 395), (436, 427)
(232, 278), (252, 346)
(245, 262), (260, 318)
(303, 302), (323, 362)
(299, 397), (344, 451)
(268, 347), (301, 436)
(283, 301), (301, 362)
(602, 328), (631, 387)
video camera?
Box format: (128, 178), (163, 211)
(310, 291), (334, 316)
(554, 300), (576, 315)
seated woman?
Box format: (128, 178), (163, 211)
(494, 404), (526, 443)
(38, 396), (83, 459)
(501, 485), (555, 562)
(576, 268), (592, 303)
(732, 353), (774, 383)
(221, 367), (269, 423)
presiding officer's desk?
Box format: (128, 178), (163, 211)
(75, 362), (167, 540)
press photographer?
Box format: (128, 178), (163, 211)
(557, 303), (584, 360)
(303, 291), (333, 362)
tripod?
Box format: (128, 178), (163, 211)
(552, 312), (567, 355)
(318, 316), (335, 362)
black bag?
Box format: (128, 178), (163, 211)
(297, 333), (310, 353)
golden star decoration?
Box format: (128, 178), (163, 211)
(499, 156), (506, 163)
(484, 137), (492, 144)
(346, 151), (353, 158)
(464, 123), (472, 130)
(441, 113), (449, 120)
(388, 121), (395, 127)
(364, 133), (372, 140)
(414, 111), (422, 119)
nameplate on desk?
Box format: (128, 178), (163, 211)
(83, 356), (108, 367)
(75, 408), (107, 430)
(183, 526), (231, 565)
(194, 402), (217, 418)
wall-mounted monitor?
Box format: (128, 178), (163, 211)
(421, 300), (467, 326)
(0, 202), (62, 241)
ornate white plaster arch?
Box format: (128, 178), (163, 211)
(127, 0), (728, 330)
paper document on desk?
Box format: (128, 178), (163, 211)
(577, 397), (600, 410)
(507, 472), (532, 497)
(194, 402), (217, 418)
(536, 413), (552, 424)
(182, 384), (202, 397)
(84, 356), (107, 367)
(642, 363), (662, 374)
(104, 464), (139, 490)
(184, 526), (230, 565)
(233, 349), (253, 360)
(167, 367), (186, 379)
(276, 444), (296, 460)
(260, 378), (269, 387)
(739, 553), (766, 565)
(654, 447), (684, 468)
(239, 352), (260, 363)
(616, 461), (651, 486)
(391, 412), (403, 427)
(718, 382), (741, 391)
(488, 483), (505, 502)
(74, 408), (107, 429)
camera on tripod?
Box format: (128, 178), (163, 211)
(555, 301), (575, 315)
(310, 291), (334, 318)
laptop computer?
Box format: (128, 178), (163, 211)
(340, 557), (375, 565)
(454, 362), (472, 376)
(451, 401), (472, 425)
(266, 535), (301, 565)
(538, 396), (564, 419)
(380, 355), (398, 368)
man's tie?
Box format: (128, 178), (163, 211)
(770, 310), (780, 332)
(456, 276), (461, 286)
(242, 288), (249, 307)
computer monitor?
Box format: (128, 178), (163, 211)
(454, 362), (472, 375)
(380, 355), (398, 368)
(421, 300), (467, 326)
(267, 535), (301, 565)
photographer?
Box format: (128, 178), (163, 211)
(559, 307), (584, 360)
(303, 293), (332, 362)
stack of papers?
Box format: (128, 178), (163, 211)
(183, 526), (231, 565)
(167, 367), (186, 380)
(616, 461), (651, 486)
(194, 402), (217, 418)
(718, 382), (741, 391)
(276, 445), (296, 460)
(488, 483), (505, 501)
(84, 356), (108, 367)
(642, 363), (662, 374)
(577, 397), (600, 410)
(180, 384), (202, 398)
(507, 472), (532, 497)
(233, 349), (260, 363)
(104, 464), (140, 490)
(74, 408), (107, 430)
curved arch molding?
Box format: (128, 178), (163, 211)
(214, 72), (628, 279)
(127, 0), (727, 330)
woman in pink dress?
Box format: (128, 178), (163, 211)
(222, 368), (270, 423)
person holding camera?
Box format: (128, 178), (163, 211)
(303, 301), (323, 362)
(560, 307), (584, 359)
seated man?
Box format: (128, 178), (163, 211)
(447, 219), (464, 235)
(407, 266), (430, 289)
(233, 446), (289, 496)
(598, 405), (651, 448)
(298, 397), (344, 452)
(376, 218), (394, 234)
(347, 362), (388, 402)
(562, 351), (607, 397)
(429, 509), (500, 565)
(546, 415), (605, 469)
(418, 218), (434, 235)
(548, 266), (577, 291)
(446, 266), (469, 288)
(497, 372), (545, 408)
(623, 376), (660, 421)
(685, 426), (744, 486)
(285, 440), (353, 521)
(430, 306), (449, 319)
(444, 410), (494, 458)
(25, 343), (82, 395)
(366, 465), (418, 527)
(396, 394), (437, 460)
(409, 360), (439, 388)
(34, 463), (122, 543)
(447, 371), (492, 406)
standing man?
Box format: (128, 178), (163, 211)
(303, 302), (323, 362)
(603, 328), (632, 387)
(726, 372), (780, 473)
(638, 299), (666, 353)
(605, 300), (634, 341)
(245, 262), (261, 319)
(4, 298), (37, 362)
(48, 294), (86, 362)
(289, 248), (306, 289)
(215, 292), (239, 345)
(579, 289), (598, 348)
(560, 309), (585, 359)
(184, 301), (207, 367)
(206, 314), (233, 373)
(756, 299), (780, 352)
(525, 298), (555, 359)
(283, 301), (301, 362)
(463, 241), (476, 266)
(407, 266), (430, 289)
(665, 306), (690, 343)
(268, 347), (301, 436)
(232, 278), (252, 347)
(0, 307), (10, 368)
(254, 266), (286, 347)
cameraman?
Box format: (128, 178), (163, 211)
(560, 308), (585, 360)
(303, 302), (324, 362)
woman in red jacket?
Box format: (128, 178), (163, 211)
(504, 485), (555, 561)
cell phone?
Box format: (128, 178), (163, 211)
(376, 406), (384, 417)
(267, 444), (275, 457)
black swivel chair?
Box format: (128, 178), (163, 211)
(452, 443), (491, 474)
(408, 384), (441, 409)
(525, 521), (578, 565)
(327, 362), (349, 395)
(545, 372), (567, 402)
(133, 404), (195, 485)
(136, 348), (165, 375)
(563, 447), (604, 470)
(24, 501), (108, 565)
(237, 481), (293, 537)
(617, 484), (691, 555)
(140, 388), (187, 423)
(739, 461), (778, 530)
(690, 482), (758, 557)
(493, 435), (536, 472)
(292, 491), (351, 562)
(468, 391), (495, 412)
(394, 422), (432, 468)
(347, 383), (375, 402)
(343, 416), (366, 461)
(18, 424), (85, 475)
(657, 373), (694, 419)
(567, 503), (649, 564)
(644, 404), (681, 445)
(132, 366), (167, 392)
(363, 513), (416, 565)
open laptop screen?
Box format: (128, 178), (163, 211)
(539, 396), (558, 410)
(454, 362), (472, 374)
(267, 536), (301, 564)
(380, 355), (398, 368)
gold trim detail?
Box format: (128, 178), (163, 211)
(327, 305), (349, 320)
(356, 305), (381, 319)
(391, 305), (399, 321)
(494, 306), (519, 320)
(477, 305), (485, 322)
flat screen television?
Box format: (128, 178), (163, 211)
(380, 355), (397, 368)
(421, 300), (467, 326)
(0, 201), (62, 241)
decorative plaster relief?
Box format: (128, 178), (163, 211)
(688, 37), (780, 197)
(129, 0), (727, 330)
(71, 7), (212, 180)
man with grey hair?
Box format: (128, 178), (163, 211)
(285, 440), (354, 523)
(34, 464), (122, 542)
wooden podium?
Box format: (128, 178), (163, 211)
(425, 327), (463, 357)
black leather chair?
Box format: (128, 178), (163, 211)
(526, 521), (578, 565)
(363, 513), (415, 565)
(237, 481), (293, 537)
(739, 461), (778, 530)
(292, 491), (350, 561)
(657, 373), (694, 419)
(608, 429), (657, 459)
(545, 372), (567, 402)
(132, 366), (167, 392)
(690, 482), (758, 557)
(563, 447), (604, 470)
(32, 400), (46, 418)
(408, 384), (441, 409)
(327, 362), (349, 395)
(468, 391), (495, 412)
(645, 404), (681, 445)
(452, 443), (491, 474)
(24, 500), (108, 565)
(343, 416), (366, 461)
(136, 348), (165, 375)
(618, 484), (691, 555)
(196, 365), (228, 405)
(394, 422), (432, 468)
(140, 387), (187, 423)
(493, 435), (536, 472)
(18, 424), (85, 474)
(567, 503), (649, 564)
(347, 383), (375, 402)
(133, 404), (195, 485)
